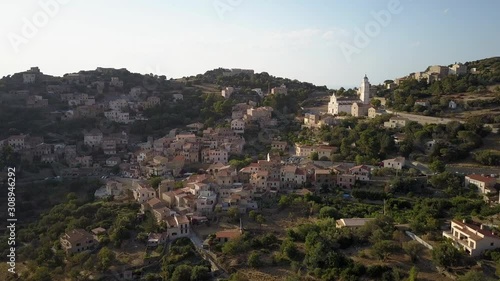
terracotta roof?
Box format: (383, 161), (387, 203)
(466, 174), (497, 184)
(216, 229), (242, 240)
(295, 169), (306, 175)
(153, 207), (171, 216)
(146, 198), (165, 209)
(176, 215), (190, 225)
(165, 216), (177, 228)
(148, 232), (166, 241)
(350, 165), (370, 171)
(255, 170), (269, 177)
(282, 165), (297, 173)
(62, 229), (94, 244)
(452, 220), (500, 240)
(333, 164), (350, 173)
(315, 169), (332, 175)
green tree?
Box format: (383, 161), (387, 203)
(370, 240), (399, 261)
(429, 159), (446, 173)
(457, 270), (495, 281)
(227, 207), (239, 222)
(319, 206), (338, 219)
(371, 99), (382, 107)
(408, 266), (418, 281)
(281, 239), (301, 261)
(148, 177), (162, 189)
(190, 265), (210, 281)
(30, 266), (52, 281)
(97, 246), (115, 270)
(256, 214), (266, 228)
(403, 241), (425, 263)
(170, 264), (193, 281)
(174, 181), (184, 189)
(473, 150), (500, 166)
(310, 152), (319, 161)
(248, 251), (262, 268)
(228, 272), (250, 281)
(432, 242), (461, 268)
(249, 210), (257, 221)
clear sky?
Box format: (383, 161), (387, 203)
(1, 0), (499, 88)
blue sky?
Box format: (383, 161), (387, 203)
(1, 0), (499, 88)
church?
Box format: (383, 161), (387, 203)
(328, 75), (372, 117)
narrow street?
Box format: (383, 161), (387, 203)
(188, 232), (229, 279)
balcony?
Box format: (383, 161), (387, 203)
(443, 231), (473, 254)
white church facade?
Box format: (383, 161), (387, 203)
(328, 75), (372, 116)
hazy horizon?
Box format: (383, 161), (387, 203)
(1, 0), (500, 89)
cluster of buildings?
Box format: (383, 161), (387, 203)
(22, 67), (41, 84)
(133, 127), (245, 178)
(328, 75), (374, 117)
(0, 130), (130, 176)
(221, 84), (287, 100)
(222, 68), (255, 77)
(443, 219), (500, 257)
(0, 134), (60, 164)
(26, 95), (49, 108)
(12, 67), (165, 123)
(230, 103), (277, 132)
(391, 63), (469, 87)
(294, 143), (337, 160)
(129, 153), (381, 219)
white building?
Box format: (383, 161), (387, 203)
(271, 84), (287, 95)
(443, 220), (500, 256)
(328, 75), (371, 115)
(196, 191), (217, 215)
(203, 149), (228, 164)
(231, 119), (245, 134)
(382, 157), (406, 170)
(384, 117), (409, 128)
(104, 111), (131, 124)
(109, 99), (128, 111)
(84, 129), (103, 147)
(448, 63), (468, 76)
(165, 215), (190, 239)
(23, 73), (36, 84)
(465, 174), (497, 195)
(449, 101), (457, 109)
(106, 156), (121, 167)
(221, 87), (234, 99)
(252, 88), (264, 97)
(109, 77), (123, 87)
(133, 183), (156, 204)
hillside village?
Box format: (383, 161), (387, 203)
(1, 58), (500, 281)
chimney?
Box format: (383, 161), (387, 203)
(480, 224), (484, 230)
(462, 219), (467, 224)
